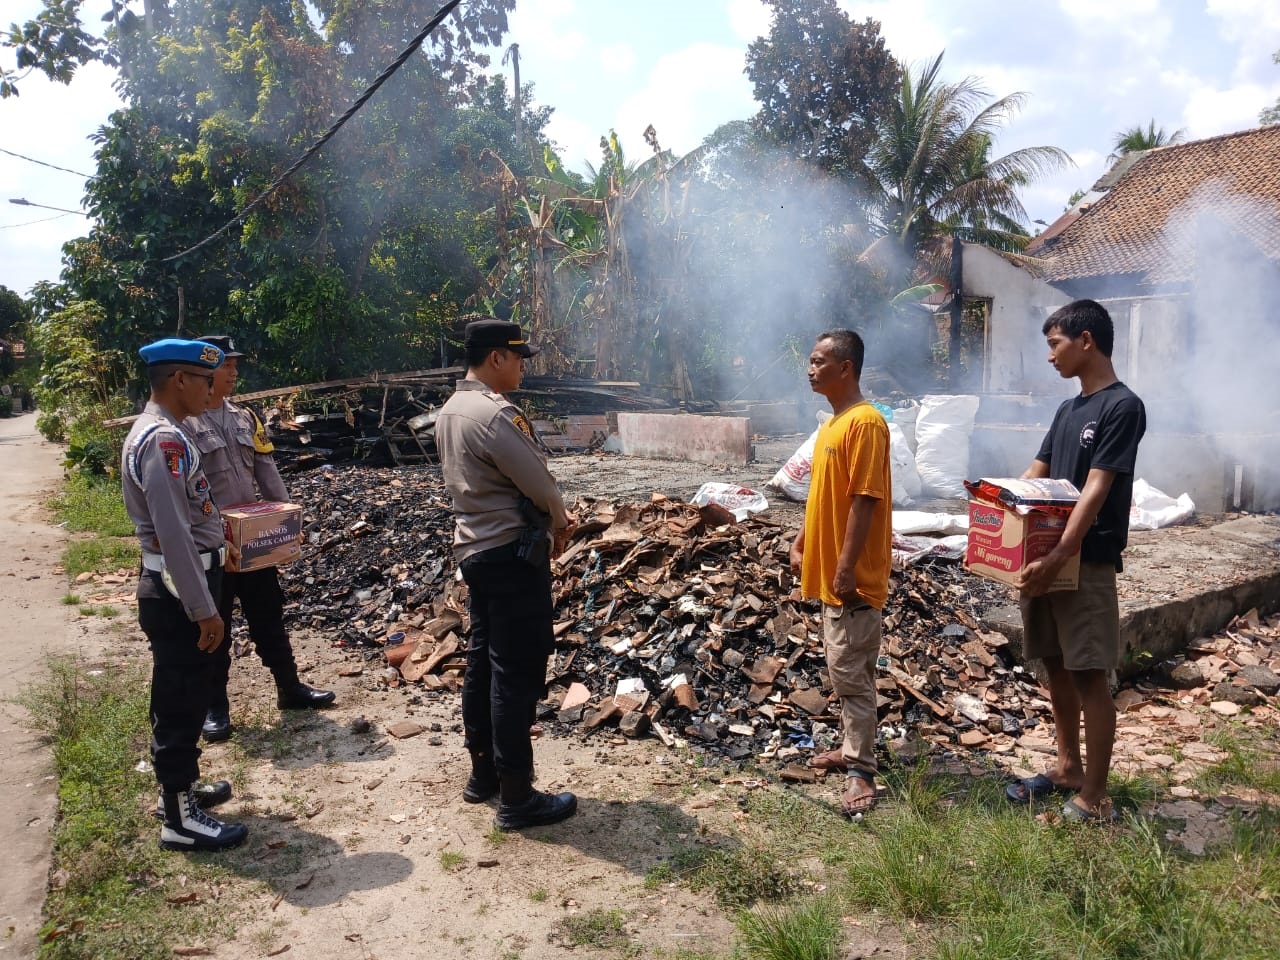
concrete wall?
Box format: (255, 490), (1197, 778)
(616, 412), (753, 466)
(958, 243), (1071, 397)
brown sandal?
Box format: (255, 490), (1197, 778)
(807, 749), (848, 771)
(841, 776), (877, 817)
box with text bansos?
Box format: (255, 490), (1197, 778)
(222, 501), (302, 573)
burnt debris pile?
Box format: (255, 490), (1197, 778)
(252, 372), (670, 470)
(279, 463), (1047, 768)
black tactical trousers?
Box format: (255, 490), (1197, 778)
(137, 568), (222, 792)
(209, 566), (298, 711)
(459, 544), (555, 778)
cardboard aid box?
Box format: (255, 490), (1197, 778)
(222, 502), (303, 573)
(963, 478), (1081, 591)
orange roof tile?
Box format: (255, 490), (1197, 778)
(1036, 126), (1280, 286)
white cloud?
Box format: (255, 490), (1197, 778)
(1182, 82), (1277, 137)
(726, 0), (771, 42)
(0, 58), (123, 295)
(843, 0), (948, 66)
(613, 44), (755, 161)
(598, 42), (636, 76)
(1055, 0), (1172, 49)
(545, 113), (600, 173)
(506, 0), (587, 61)
(1205, 0), (1280, 82)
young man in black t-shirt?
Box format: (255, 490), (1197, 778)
(1005, 299), (1146, 822)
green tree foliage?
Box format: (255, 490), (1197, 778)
(0, 284), (32, 377)
(0, 0), (114, 98)
(13, 0), (548, 389)
(863, 52), (1071, 275)
(1108, 119), (1186, 162)
(745, 0), (899, 178)
(29, 296), (134, 473)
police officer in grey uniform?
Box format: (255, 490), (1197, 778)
(436, 317), (578, 831)
(188, 335), (335, 742)
(122, 338), (247, 852)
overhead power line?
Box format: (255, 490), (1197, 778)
(0, 212), (74, 229)
(163, 0), (462, 264)
(0, 146), (92, 179)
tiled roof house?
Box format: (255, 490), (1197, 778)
(1027, 125), (1280, 295)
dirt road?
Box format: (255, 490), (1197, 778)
(0, 413), (79, 958)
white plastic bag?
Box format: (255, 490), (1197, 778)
(1129, 478), (1194, 530)
(690, 482), (770, 521)
(766, 411), (830, 502)
(892, 510), (969, 535)
(888, 422), (922, 506)
(914, 394), (979, 499)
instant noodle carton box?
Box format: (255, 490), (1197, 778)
(222, 502), (302, 573)
(963, 478), (1080, 592)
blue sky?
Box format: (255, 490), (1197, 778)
(3, 0), (1279, 297)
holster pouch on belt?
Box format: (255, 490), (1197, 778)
(514, 497), (551, 566)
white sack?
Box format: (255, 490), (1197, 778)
(889, 421), (922, 506)
(766, 411), (831, 502)
(1129, 478), (1195, 530)
(690, 482), (770, 521)
(893, 510), (969, 536)
(914, 394), (979, 499)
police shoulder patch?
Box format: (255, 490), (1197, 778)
(159, 439), (186, 477)
(510, 412), (533, 438)
(249, 410), (275, 454)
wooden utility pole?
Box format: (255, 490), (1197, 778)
(503, 44), (523, 154)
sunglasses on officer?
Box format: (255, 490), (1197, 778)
(168, 369), (216, 388)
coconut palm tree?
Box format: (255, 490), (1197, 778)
(1108, 120), (1186, 162)
(862, 52), (1071, 272)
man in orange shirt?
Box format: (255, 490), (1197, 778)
(789, 330), (892, 817)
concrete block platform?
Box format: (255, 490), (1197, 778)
(985, 515), (1280, 676)
(616, 412), (753, 466)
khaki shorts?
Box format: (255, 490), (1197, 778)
(1019, 562), (1120, 671)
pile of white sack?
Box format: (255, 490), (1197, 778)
(765, 396), (1195, 531)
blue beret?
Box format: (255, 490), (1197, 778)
(138, 338), (224, 369)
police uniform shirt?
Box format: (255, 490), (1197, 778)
(189, 399), (289, 507)
(122, 402), (224, 621)
(435, 379), (568, 561)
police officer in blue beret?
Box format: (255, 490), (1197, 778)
(122, 338), (247, 851)
(188, 335), (335, 744)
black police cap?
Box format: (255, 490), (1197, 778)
(463, 318), (538, 358)
(195, 334), (245, 359)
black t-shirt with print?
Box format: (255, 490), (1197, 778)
(1036, 381), (1147, 570)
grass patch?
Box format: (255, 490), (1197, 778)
(529, 887), (549, 902)
(49, 474), (134, 538)
(62, 538), (139, 579)
(1195, 728), (1280, 795)
(439, 850), (466, 871)
(833, 773), (1280, 959)
(16, 657), (241, 959)
(554, 908), (630, 949)
(61, 593), (79, 605)
(688, 846), (799, 909)
(737, 898), (842, 960)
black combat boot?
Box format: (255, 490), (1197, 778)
(153, 779), (232, 819)
(202, 708), (233, 742)
(494, 772), (577, 831)
(159, 787), (248, 851)
(277, 682), (336, 709)
(463, 751), (500, 804)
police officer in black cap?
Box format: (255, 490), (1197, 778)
(188, 335), (335, 742)
(435, 315), (578, 831)
(122, 338), (247, 851)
